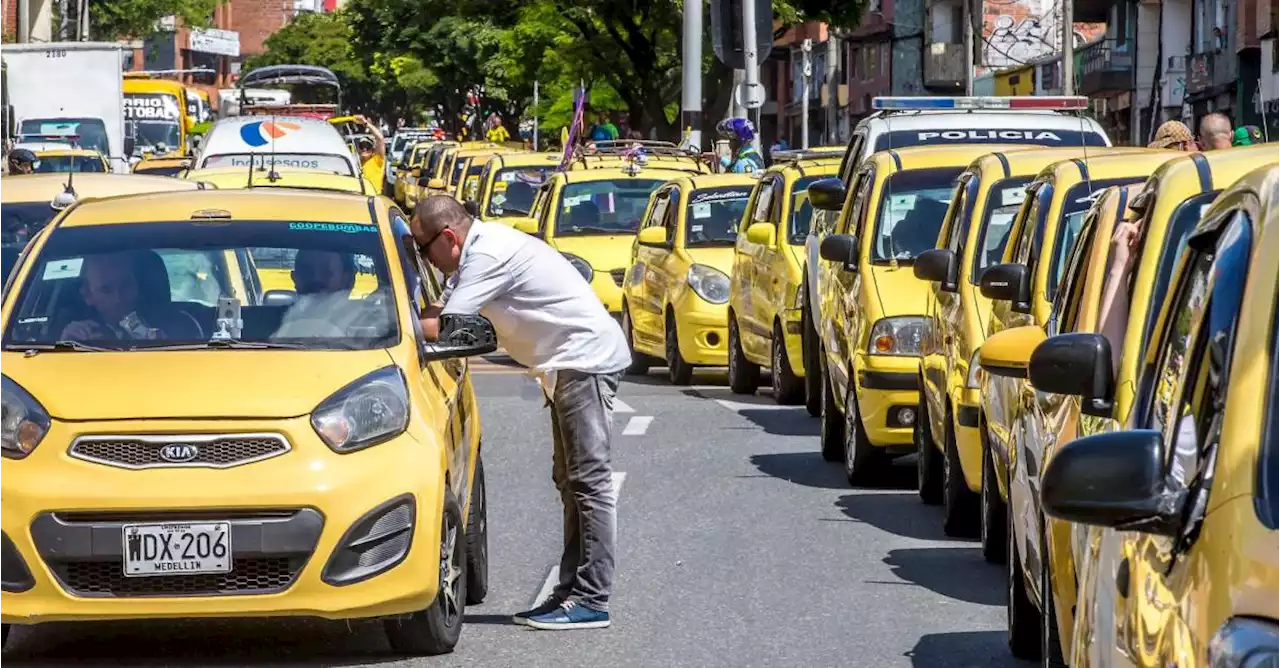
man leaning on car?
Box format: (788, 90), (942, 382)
(412, 196), (631, 631)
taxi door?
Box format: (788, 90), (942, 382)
(732, 175), (765, 328)
(757, 175), (796, 349)
(739, 173), (784, 359)
(632, 186), (681, 344)
(922, 173), (975, 439)
(822, 165), (875, 401)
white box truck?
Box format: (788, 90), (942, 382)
(3, 42), (130, 173)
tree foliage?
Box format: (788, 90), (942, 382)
(89, 0), (221, 41)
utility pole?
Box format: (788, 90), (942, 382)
(801, 38), (812, 149)
(825, 32), (839, 144)
(740, 0), (764, 153)
(532, 81), (540, 150)
(1061, 0), (1075, 95)
(963, 0), (974, 95)
(681, 0), (703, 150)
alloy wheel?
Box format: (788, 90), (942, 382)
(439, 520), (462, 628)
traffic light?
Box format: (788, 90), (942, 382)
(710, 0), (774, 70)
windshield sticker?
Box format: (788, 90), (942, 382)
(692, 203), (712, 219)
(691, 189), (752, 204)
(691, 224), (705, 233)
(1001, 188), (1027, 207)
(42, 258), (83, 279)
(124, 94), (181, 122)
(203, 153), (353, 174)
(917, 130), (1064, 142)
(289, 222), (374, 234)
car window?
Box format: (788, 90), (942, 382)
(1011, 183), (1046, 265)
(839, 133), (865, 183)
(970, 177), (1031, 282)
(788, 175), (823, 243)
(687, 186), (750, 247)
(1046, 177), (1149, 301)
(1136, 192), (1222, 358)
(645, 189), (673, 232)
(941, 174), (975, 253)
(1259, 302), (1278, 529)
(839, 169), (874, 235)
(751, 176), (781, 224)
(485, 167), (552, 217)
(1147, 251), (1212, 480)
(555, 178), (665, 236)
(1047, 212), (1096, 336)
(869, 167), (961, 262)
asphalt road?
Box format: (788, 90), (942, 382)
(4, 361), (1028, 668)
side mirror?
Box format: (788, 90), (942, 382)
(510, 217), (539, 234)
(1041, 429), (1180, 535)
(819, 234), (859, 270)
(418, 176), (431, 188)
(746, 222), (776, 246)
(1029, 332), (1115, 417)
(262, 289), (297, 307)
(123, 136), (136, 157)
(913, 248), (957, 291)
(637, 226), (669, 246)
(423, 314), (498, 361)
(808, 178), (847, 212)
(980, 262), (1032, 313)
(978, 325), (1046, 379)
(428, 177), (446, 190)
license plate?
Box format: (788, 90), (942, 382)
(121, 522), (232, 577)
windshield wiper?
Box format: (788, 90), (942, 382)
(132, 339), (311, 351)
(6, 340), (119, 356)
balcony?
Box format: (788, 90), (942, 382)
(1078, 39), (1133, 95)
(924, 42), (967, 90)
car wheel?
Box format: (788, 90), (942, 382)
(465, 456), (489, 605)
(942, 417), (980, 537)
(981, 433), (1008, 564)
(384, 490), (467, 656)
(819, 358), (845, 462)
(621, 305), (651, 376)
(842, 381), (884, 487)
(727, 317), (760, 394)
(1006, 503), (1041, 660)
(916, 392), (943, 505)
(1040, 535), (1067, 668)
(801, 290), (821, 417)
(665, 313), (694, 385)
(771, 323), (804, 405)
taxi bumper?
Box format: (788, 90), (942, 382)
(1, 416), (445, 624)
(854, 354), (921, 447)
(673, 295), (729, 366)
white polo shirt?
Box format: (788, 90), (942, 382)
(441, 220), (631, 390)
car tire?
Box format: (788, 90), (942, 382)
(728, 317), (760, 394)
(819, 358), (845, 462)
(771, 323), (804, 405)
(666, 313), (694, 386)
(1007, 505), (1041, 661)
(801, 289), (822, 417)
(465, 456), (489, 605)
(1040, 535), (1068, 668)
(621, 305), (651, 376)
(2, 623), (9, 649)
(843, 381), (884, 487)
(981, 432), (1008, 564)
(942, 417), (980, 537)
(384, 490), (467, 656)
(916, 393), (943, 505)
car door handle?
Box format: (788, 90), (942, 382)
(1115, 557), (1130, 598)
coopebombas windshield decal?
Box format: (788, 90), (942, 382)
(289, 222), (376, 234)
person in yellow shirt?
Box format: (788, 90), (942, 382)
(356, 115), (386, 193)
(486, 114), (510, 143)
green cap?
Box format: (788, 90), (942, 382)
(1233, 126), (1263, 146)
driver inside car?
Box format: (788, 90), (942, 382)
(59, 253), (199, 342)
(276, 249), (390, 339)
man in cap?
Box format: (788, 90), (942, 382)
(1148, 120), (1197, 151)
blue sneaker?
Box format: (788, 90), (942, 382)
(525, 600), (611, 630)
(512, 597), (563, 627)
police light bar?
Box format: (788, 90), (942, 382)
(872, 96), (1089, 111)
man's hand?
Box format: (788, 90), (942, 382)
(1109, 220), (1142, 276)
(419, 304), (443, 342)
(60, 320), (106, 340)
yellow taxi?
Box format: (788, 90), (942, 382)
(620, 173), (754, 383)
(910, 147), (1114, 542)
(810, 144), (1025, 486)
(522, 156), (706, 315)
(473, 152), (561, 226)
(0, 188), (493, 656)
(976, 144), (1275, 664)
(564, 142), (710, 175)
(450, 151), (505, 203)
(728, 150), (841, 408)
(132, 156), (191, 178)
(1031, 163), (1278, 668)
(392, 140), (441, 208)
(425, 146), (511, 202)
(31, 149), (110, 174)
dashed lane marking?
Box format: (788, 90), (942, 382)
(613, 398), (635, 413)
(622, 416), (653, 436)
(691, 388), (799, 412)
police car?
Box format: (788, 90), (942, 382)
(800, 96), (1112, 406)
(191, 116), (361, 178)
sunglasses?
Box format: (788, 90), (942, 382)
(417, 226), (451, 254)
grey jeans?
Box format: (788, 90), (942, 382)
(549, 369), (621, 612)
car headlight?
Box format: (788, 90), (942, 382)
(562, 253), (593, 282)
(2, 376), (50, 459)
(1208, 617), (1279, 668)
(687, 264), (730, 304)
(966, 349), (983, 388)
(311, 366), (410, 453)
(868, 316), (928, 356)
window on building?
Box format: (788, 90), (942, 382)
(949, 4), (964, 43)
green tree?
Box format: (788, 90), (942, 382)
(89, 0), (223, 41)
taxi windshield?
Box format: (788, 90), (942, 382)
(556, 179), (664, 236)
(870, 167), (961, 262)
(3, 202), (59, 281)
(486, 167), (551, 217)
(2, 221), (398, 352)
(450, 159), (468, 186)
(131, 121), (182, 153)
(686, 186), (751, 247)
(20, 118), (110, 156)
(1047, 177), (1149, 300)
(971, 177), (1032, 282)
(788, 175), (823, 243)
(34, 155), (106, 173)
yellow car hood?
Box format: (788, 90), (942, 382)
(6, 349), (393, 420)
(868, 264), (929, 316)
(553, 235), (635, 271)
(686, 247), (736, 276)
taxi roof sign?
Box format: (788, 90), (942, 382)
(872, 96), (1089, 111)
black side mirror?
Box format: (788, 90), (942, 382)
(123, 136), (136, 157)
(913, 248), (957, 291)
(418, 176), (430, 187)
(1041, 429), (1181, 535)
(423, 314), (498, 361)
(819, 234), (859, 270)
(979, 263), (1032, 313)
(808, 178), (848, 212)
(262, 289), (297, 307)
(1028, 333), (1115, 417)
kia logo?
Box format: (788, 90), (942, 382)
(158, 443), (199, 463)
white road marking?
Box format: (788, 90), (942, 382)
(691, 388), (800, 412)
(528, 471), (627, 608)
(611, 471), (627, 497)
(613, 398), (635, 413)
(622, 416), (653, 435)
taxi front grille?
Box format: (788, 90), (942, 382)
(609, 268), (627, 286)
(69, 434), (290, 470)
(56, 557), (297, 597)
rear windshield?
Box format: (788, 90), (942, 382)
(202, 153), (353, 176)
(873, 128), (1109, 151)
(1047, 177), (1148, 300)
(788, 175), (824, 243)
(870, 167), (962, 262)
(970, 177), (1031, 283)
(686, 187), (751, 247)
(2, 221), (397, 351)
(556, 179), (664, 237)
(35, 156), (106, 173)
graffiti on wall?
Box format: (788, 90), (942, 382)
(983, 15), (1054, 68)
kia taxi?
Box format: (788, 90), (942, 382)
(1033, 163), (1278, 668)
(393, 140), (443, 207)
(31, 148), (110, 174)
(426, 146), (511, 202)
(621, 173), (753, 383)
(473, 152), (560, 226)
(450, 150), (507, 203)
(811, 144), (1026, 487)
(0, 188), (493, 656)
(193, 116), (360, 179)
(728, 149), (841, 408)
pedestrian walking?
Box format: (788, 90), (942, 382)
(412, 196), (631, 631)
(1197, 113), (1234, 150)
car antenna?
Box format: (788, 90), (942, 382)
(267, 116), (281, 183)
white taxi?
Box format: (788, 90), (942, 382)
(191, 116), (360, 178)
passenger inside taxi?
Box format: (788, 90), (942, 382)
(889, 198), (950, 259)
(58, 253), (202, 342)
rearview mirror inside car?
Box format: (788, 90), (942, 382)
(423, 314), (499, 361)
(913, 248), (957, 291)
(637, 226), (669, 246)
(262, 289), (297, 307)
(1029, 332), (1115, 417)
(819, 234), (859, 270)
(1041, 429), (1180, 535)
(746, 222), (776, 246)
(808, 178), (847, 212)
(979, 325), (1046, 379)
(979, 263), (1031, 313)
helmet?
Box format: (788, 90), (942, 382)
(715, 117), (756, 143)
(7, 148), (37, 172)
